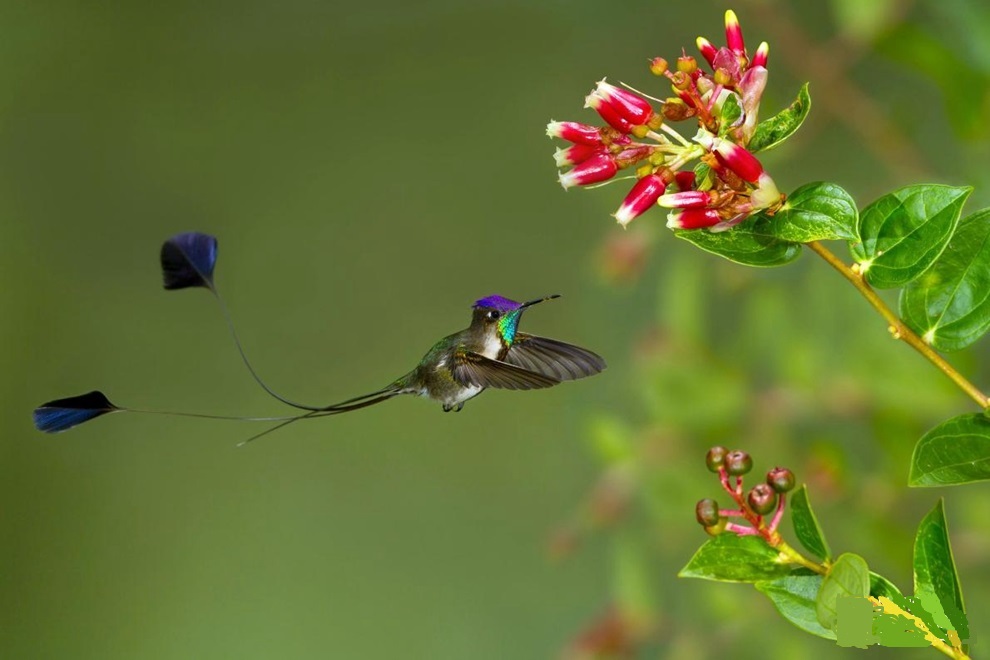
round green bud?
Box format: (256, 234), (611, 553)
(725, 450), (753, 476)
(705, 446), (729, 472)
(767, 467), (796, 494)
(695, 498), (721, 527)
(747, 483), (777, 515)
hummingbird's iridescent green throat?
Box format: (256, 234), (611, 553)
(33, 232), (606, 446)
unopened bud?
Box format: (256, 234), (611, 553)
(650, 57), (668, 76)
(747, 483), (777, 515)
(767, 467), (796, 494)
(696, 498), (721, 527)
(725, 450), (753, 476)
(706, 446), (728, 472)
(677, 55), (698, 75)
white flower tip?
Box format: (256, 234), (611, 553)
(613, 206), (635, 227)
(558, 173), (575, 190)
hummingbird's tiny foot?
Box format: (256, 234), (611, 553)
(454, 403), (464, 412)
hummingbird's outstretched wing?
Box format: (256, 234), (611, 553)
(504, 333), (606, 381)
(452, 351), (560, 390)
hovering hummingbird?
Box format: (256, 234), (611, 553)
(33, 232), (606, 445)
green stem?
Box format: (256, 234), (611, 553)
(774, 539), (827, 575)
(807, 241), (990, 410)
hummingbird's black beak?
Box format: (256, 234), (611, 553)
(519, 294), (561, 310)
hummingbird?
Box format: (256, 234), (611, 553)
(33, 232), (606, 445)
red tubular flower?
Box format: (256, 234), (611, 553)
(674, 170), (697, 191)
(558, 153), (618, 189)
(751, 41), (769, 68)
(695, 37), (717, 68)
(724, 9), (745, 56)
(546, 121), (605, 146)
(666, 208), (721, 229)
(657, 190), (716, 209)
(695, 130), (764, 183)
(585, 94), (634, 133)
(614, 174), (667, 227)
(593, 81), (654, 125)
(554, 144), (606, 167)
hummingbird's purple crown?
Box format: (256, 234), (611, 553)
(473, 295), (521, 312)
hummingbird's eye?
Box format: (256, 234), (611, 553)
(487, 310), (501, 321)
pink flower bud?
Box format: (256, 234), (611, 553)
(594, 81), (654, 125)
(724, 9), (745, 55)
(666, 208), (722, 230)
(751, 41), (769, 69)
(554, 144), (606, 167)
(584, 94), (634, 134)
(614, 174), (666, 227)
(657, 190), (716, 209)
(674, 170), (697, 191)
(696, 36), (718, 68)
(558, 153), (618, 189)
(546, 121), (604, 146)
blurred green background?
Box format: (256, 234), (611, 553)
(4, 0), (990, 657)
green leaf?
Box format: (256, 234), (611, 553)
(674, 215), (802, 268)
(913, 499), (968, 639)
(816, 553), (870, 630)
(869, 572), (904, 600)
(756, 574), (836, 639)
(693, 162), (713, 191)
(678, 534), (795, 583)
(770, 182), (858, 243)
(790, 485), (832, 561)
(899, 209), (990, 351)
(718, 93), (743, 135)
(749, 83), (811, 153)
(852, 185), (972, 289)
(910, 413), (990, 486)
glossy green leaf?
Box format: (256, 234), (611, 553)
(678, 534), (795, 583)
(852, 185), (971, 289)
(790, 485), (832, 561)
(869, 572), (904, 600)
(913, 499), (968, 639)
(749, 83), (811, 153)
(899, 209), (990, 351)
(910, 413), (990, 486)
(674, 215), (802, 268)
(718, 93), (743, 136)
(816, 553), (870, 630)
(756, 574), (836, 640)
(770, 182), (857, 243)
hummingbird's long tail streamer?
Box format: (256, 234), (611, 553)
(236, 384), (407, 446)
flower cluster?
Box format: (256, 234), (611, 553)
(695, 446), (795, 543)
(548, 10), (783, 230)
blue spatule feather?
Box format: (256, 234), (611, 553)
(161, 232), (218, 290)
(34, 390), (119, 433)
